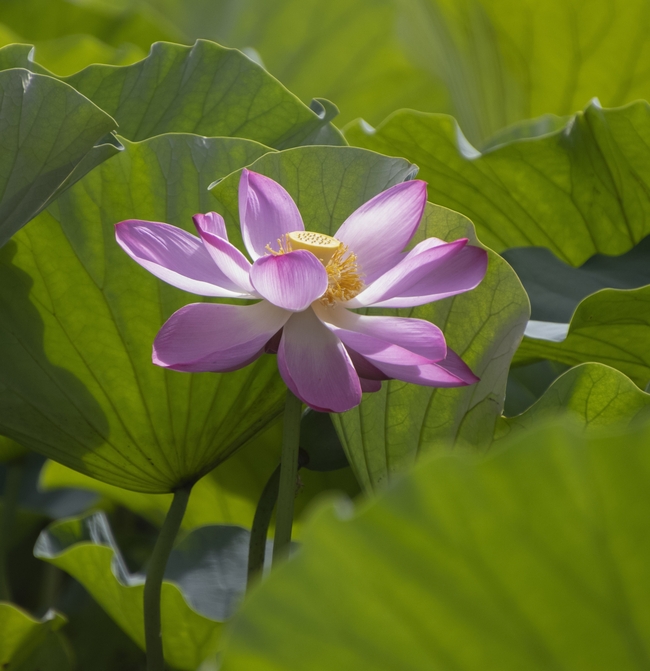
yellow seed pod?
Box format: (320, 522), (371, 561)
(287, 231), (342, 264)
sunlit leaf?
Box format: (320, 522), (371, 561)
(0, 134), (283, 493)
(0, 0), (182, 51)
(155, 0), (448, 127)
(39, 418), (359, 533)
(398, 0), (650, 144)
(29, 35), (146, 76)
(346, 101), (650, 264)
(0, 603), (69, 670)
(220, 420), (650, 671)
(513, 287), (650, 389)
(0, 68), (118, 247)
(0, 40), (345, 148)
(210, 145), (418, 237)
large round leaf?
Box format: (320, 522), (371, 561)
(0, 604), (69, 670)
(209, 145), (418, 233)
(513, 287), (650, 389)
(0, 68), (118, 247)
(397, 0), (650, 145)
(220, 420), (650, 671)
(0, 134), (284, 493)
(347, 100), (650, 264)
(498, 363), (650, 440)
(39, 417), (359, 533)
(0, 40), (344, 149)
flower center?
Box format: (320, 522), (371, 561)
(287, 231), (341, 264)
(266, 231), (364, 305)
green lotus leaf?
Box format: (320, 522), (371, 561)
(61, 0), (650, 143)
(498, 363), (650, 441)
(346, 101), (650, 264)
(209, 145), (418, 235)
(0, 603), (69, 670)
(0, 134), (284, 493)
(513, 287), (650, 390)
(0, 0), (181, 51)
(0, 139), (413, 493)
(219, 419), (650, 671)
(0, 436), (28, 462)
(28, 35), (146, 76)
(502, 237), (650, 323)
(34, 512), (229, 670)
(502, 360), (569, 417)
(164, 0), (448, 127)
(39, 418), (359, 533)
(397, 0), (650, 145)
(0, 68), (118, 247)
(0, 40), (345, 149)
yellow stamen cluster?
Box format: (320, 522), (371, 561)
(265, 231), (364, 305)
(321, 245), (364, 305)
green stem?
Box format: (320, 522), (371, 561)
(272, 390), (302, 565)
(0, 459), (24, 602)
(247, 463), (281, 589)
(144, 484), (192, 671)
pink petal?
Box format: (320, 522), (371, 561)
(250, 250), (328, 311)
(344, 239), (470, 308)
(315, 304), (446, 361)
(153, 301), (291, 372)
(332, 327), (474, 388)
(334, 180), (427, 279)
(434, 348), (480, 384)
(373, 245), (488, 308)
(278, 309), (362, 412)
(239, 169), (304, 260)
(195, 220), (255, 295)
(115, 220), (251, 297)
(193, 212), (228, 240)
(360, 378), (382, 393)
(344, 346), (389, 381)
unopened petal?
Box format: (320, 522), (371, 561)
(153, 301), (291, 372)
(334, 180), (427, 278)
(278, 309), (361, 412)
(115, 220), (250, 297)
(239, 169), (304, 260)
(250, 250), (328, 311)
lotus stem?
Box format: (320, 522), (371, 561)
(272, 390), (303, 565)
(0, 458), (24, 602)
(144, 483), (191, 671)
(247, 463), (281, 589)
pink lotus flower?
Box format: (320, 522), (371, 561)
(115, 170), (487, 412)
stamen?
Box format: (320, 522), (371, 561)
(321, 245), (364, 306)
(264, 230), (364, 304)
(265, 234), (293, 256)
